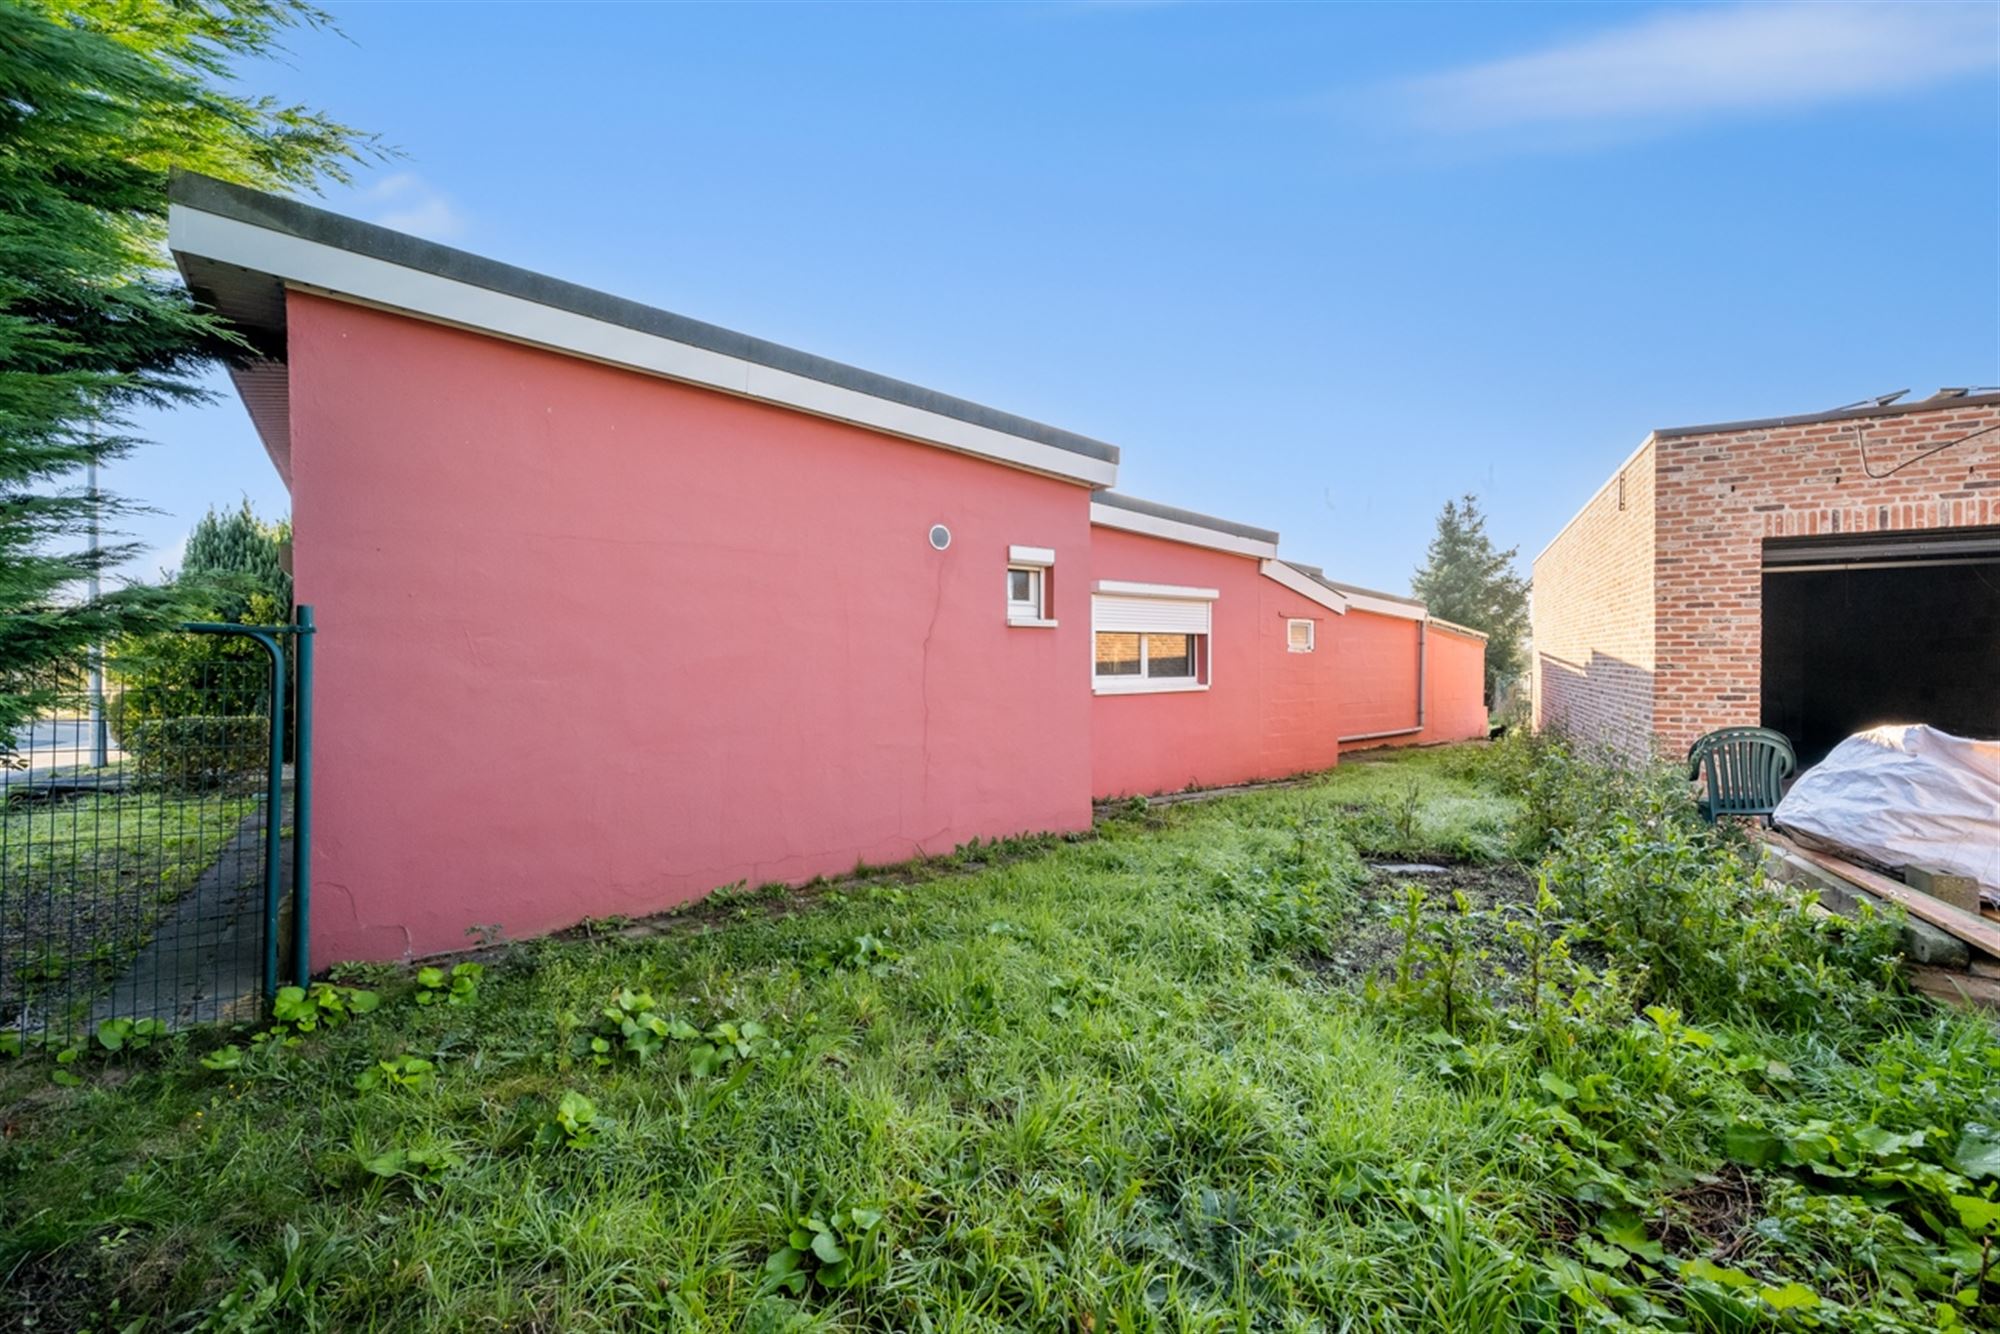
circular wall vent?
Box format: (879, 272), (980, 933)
(928, 524), (952, 551)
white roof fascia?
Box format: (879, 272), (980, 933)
(169, 205), (1120, 488)
(1089, 501), (1278, 559)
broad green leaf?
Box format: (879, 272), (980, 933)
(1852, 1125), (1918, 1157)
(1951, 1194), (2000, 1232)
(1598, 1214), (1662, 1262)
(1953, 1123), (2000, 1180)
(1537, 1070), (1577, 1101)
(1578, 1239), (1627, 1270)
(1681, 1257), (1755, 1289)
(1724, 1122), (1780, 1168)
(1758, 1282), (1818, 1311)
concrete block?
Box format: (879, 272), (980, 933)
(1762, 846), (1971, 970)
(1901, 865), (1982, 915)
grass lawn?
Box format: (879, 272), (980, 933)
(0, 791), (257, 1024)
(1, 745), (1994, 1331)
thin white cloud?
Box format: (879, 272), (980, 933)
(1403, 3), (1997, 137)
(354, 172), (468, 241)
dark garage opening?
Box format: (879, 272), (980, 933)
(1762, 526), (2000, 767)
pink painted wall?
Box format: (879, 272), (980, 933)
(1327, 609), (1488, 752)
(286, 293), (1095, 964)
(1421, 626), (1490, 745)
(1086, 527), (1344, 797)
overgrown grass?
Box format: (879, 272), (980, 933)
(0, 744), (1994, 1331)
(1, 791), (255, 1018)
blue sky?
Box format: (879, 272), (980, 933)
(124, 1), (1998, 593)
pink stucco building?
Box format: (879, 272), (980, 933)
(168, 172), (1486, 965)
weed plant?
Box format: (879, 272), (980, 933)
(0, 743), (1992, 1330)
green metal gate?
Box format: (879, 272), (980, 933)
(0, 607), (315, 1045)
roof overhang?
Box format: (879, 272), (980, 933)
(1427, 616), (1488, 641)
(1338, 587), (1428, 622)
(1258, 559), (1348, 614)
(166, 172), (1121, 489)
(1272, 559), (1433, 622)
(1088, 491), (1279, 559)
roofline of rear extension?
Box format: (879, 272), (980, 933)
(1090, 491), (1280, 559)
(165, 171), (1121, 487)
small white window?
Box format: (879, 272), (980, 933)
(1006, 545), (1057, 626)
(1007, 566), (1045, 620)
(1287, 619), (1315, 653)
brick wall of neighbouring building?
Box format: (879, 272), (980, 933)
(1533, 393), (2000, 762)
(1531, 440), (1657, 758)
(1650, 397), (2000, 759)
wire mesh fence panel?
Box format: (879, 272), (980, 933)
(1, 645), (281, 1046)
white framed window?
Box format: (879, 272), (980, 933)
(1287, 618), (1315, 653)
(1007, 566), (1044, 618)
(1006, 545), (1057, 626)
(1092, 582), (1215, 694)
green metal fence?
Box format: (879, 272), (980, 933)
(0, 608), (314, 1045)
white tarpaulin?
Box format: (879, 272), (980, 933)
(1774, 725), (2000, 905)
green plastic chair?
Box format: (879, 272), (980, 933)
(1686, 727), (1796, 825)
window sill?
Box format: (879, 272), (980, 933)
(1007, 615), (1059, 629)
(1092, 679), (1208, 696)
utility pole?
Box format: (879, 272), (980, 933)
(87, 457), (108, 769)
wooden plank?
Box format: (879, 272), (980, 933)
(1907, 966), (2000, 1013)
(1762, 843), (1970, 968)
(1785, 841), (2000, 960)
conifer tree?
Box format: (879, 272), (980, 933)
(0, 1), (370, 749)
(1411, 494), (1529, 705)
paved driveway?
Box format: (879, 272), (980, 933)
(3, 718), (125, 790)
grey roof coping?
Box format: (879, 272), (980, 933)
(1655, 390), (2000, 441)
(1282, 561), (1425, 608)
(168, 170), (1120, 467)
(1093, 491), (1280, 545)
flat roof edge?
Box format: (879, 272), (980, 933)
(167, 170), (1120, 468)
(1427, 615), (1488, 641)
(1092, 491), (1281, 545)
(1655, 391), (2000, 440)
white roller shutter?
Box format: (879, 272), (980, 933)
(1092, 594), (1212, 635)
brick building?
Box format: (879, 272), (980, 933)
(1532, 390), (2000, 765)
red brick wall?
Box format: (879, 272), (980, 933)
(1651, 400), (2000, 758)
(1531, 440), (1657, 757)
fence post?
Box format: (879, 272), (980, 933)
(291, 606), (314, 988)
(260, 639), (287, 998)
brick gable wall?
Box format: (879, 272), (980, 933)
(1650, 400), (2000, 758)
(1530, 441), (1657, 757)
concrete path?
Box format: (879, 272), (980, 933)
(90, 792), (290, 1030)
